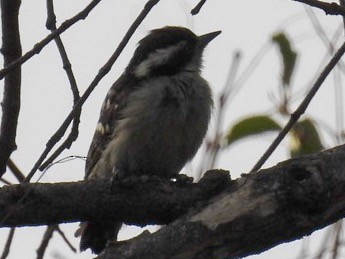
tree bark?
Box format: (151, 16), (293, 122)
(0, 170), (230, 227)
(1, 145), (345, 258)
(0, 0), (22, 176)
(99, 144), (345, 258)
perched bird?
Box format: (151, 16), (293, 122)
(76, 26), (221, 254)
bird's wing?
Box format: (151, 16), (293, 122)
(85, 74), (135, 179)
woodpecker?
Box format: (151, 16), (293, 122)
(76, 26), (221, 254)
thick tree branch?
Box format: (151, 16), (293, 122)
(1, 145), (345, 258)
(99, 145), (345, 258)
(0, 170), (230, 227)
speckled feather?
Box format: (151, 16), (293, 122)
(85, 75), (136, 179)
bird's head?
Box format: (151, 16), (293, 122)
(127, 26), (221, 78)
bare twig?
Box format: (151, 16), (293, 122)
(250, 41), (345, 173)
(341, 0), (345, 34)
(0, 228), (15, 259)
(36, 225), (77, 258)
(306, 7), (345, 144)
(56, 226), (77, 253)
(198, 51), (241, 176)
(305, 7), (345, 73)
(295, 237), (309, 259)
(36, 226), (56, 259)
(191, 0), (207, 15)
(208, 52), (241, 167)
(306, 7), (333, 51)
(315, 226), (333, 258)
(197, 43), (271, 176)
(293, 0), (345, 16)
(0, 178), (11, 185)
(0, 0), (102, 80)
(34, 4), (82, 255)
(39, 0), (81, 171)
(331, 221), (342, 259)
(231, 42), (272, 102)
(24, 0), (160, 182)
(333, 67), (345, 144)
(45, 0), (80, 111)
(7, 159), (24, 182)
(45, 0), (56, 29)
(0, 0), (22, 176)
(294, 25), (345, 104)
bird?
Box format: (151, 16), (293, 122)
(76, 26), (221, 254)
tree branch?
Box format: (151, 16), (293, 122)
(0, 228), (15, 259)
(0, 170), (230, 227)
(0, 0), (22, 176)
(1, 145), (345, 258)
(38, 0), (82, 171)
(293, 0), (345, 16)
(36, 226), (55, 259)
(191, 0), (207, 15)
(99, 145), (345, 258)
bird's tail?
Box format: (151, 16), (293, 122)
(75, 221), (122, 254)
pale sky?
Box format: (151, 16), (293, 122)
(0, 0), (343, 258)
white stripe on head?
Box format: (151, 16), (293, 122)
(134, 41), (186, 78)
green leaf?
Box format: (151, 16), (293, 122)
(290, 118), (324, 158)
(272, 32), (297, 87)
(225, 115), (282, 147)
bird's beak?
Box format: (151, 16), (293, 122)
(198, 30), (221, 48)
